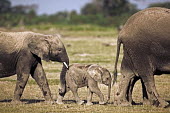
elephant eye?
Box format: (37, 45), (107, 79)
(57, 48), (62, 52)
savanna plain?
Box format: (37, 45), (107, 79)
(0, 25), (170, 113)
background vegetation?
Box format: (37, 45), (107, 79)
(1, 0), (170, 29)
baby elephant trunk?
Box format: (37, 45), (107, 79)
(107, 80), (111, 102)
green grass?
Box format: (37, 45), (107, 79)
(0, 78), (60, 85)
(0, 27), (170, 113)
(12, 24), (118, 38)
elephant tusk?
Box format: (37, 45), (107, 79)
(63, 62), (69, 69)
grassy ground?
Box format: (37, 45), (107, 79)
(0, 28), (170, 113)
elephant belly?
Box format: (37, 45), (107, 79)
(73, 77), (88, 88)
(0, 62), (16, 77)
(75, 78), (88, 88)
(158, 63), (170, 74)
(0, 53), (17, 78)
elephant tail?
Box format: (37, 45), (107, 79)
(113, 38), (122, 85)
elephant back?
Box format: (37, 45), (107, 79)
(66, 64), (88, 87)
(0, 31), (33, 53)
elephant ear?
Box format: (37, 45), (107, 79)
(28, 38), (50, 61)
(88, 66), (102, 83)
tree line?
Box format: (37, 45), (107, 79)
(0, 0), (170, 28)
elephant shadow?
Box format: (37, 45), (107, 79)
(0, 99), (44, 104)
(62, 100), (113, 105)
(1, 99), (169, 107)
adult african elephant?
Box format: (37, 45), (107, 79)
(56, 64), (112, 105)
(113, 7), (170, 107)
(0, 31), (69, 103)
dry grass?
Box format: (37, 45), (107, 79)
(0, 36), (170, 113)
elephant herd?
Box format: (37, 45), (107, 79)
(0, 7), (170, 108)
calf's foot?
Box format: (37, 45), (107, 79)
(99, 101), (105, 105)
(86, 102), (93, 105)
(56, 95), (64, 104)
(77, 100), (84, 105)
(158, 99), (169, 108)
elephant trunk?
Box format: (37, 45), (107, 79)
(59, 58), (69, 96)
(107, 81), (111, 102)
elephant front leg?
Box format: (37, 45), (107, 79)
(12, 73), (30, 103)
(140, 79), (150, 105)
(141, 75), (169, 107)
(88, 80), (105, 105)
(140, 77), (164, 106)
(70, 88), (84, 105)
(86, 87), (93, 105)
(31, 63), (53, 104)
(128, 77), (151, 105)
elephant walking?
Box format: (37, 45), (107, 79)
(113, 7), (170, 107)
(56, 64), (112, 105)
(0, 31), (69, 103)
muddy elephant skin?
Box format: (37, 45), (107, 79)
(56, 64), (112, 105)
(113, 7), (170, 107)
(0, 31), (69, 103)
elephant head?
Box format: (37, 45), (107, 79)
(28, 34), (69, 95)
(87, 65), (112, 102)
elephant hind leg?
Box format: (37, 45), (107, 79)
(114, 56), (136, 106)
(13, 56), (31, 103)
(13, 73), (29, 103)
(127, 76), (140, 105)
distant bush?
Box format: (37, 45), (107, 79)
(0, 0), (137, 28)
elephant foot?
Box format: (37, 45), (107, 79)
(99, 101), (106, 105)
(114, 100), (132, 106)
(143, 98), (151, 106)
(56, 95), (64, 104)
(56, 100), (64, 104)
(77, 100), (84, 105)
(127, 98), (136, 105)
(143, 98), (169, 108)
(158, 99), (169, 108)
(86, 102), (93, 105)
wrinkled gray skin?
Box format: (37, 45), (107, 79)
(0, 31), (69, 103)
(56, 64), (112, 105)
(113, 7), (170, 107)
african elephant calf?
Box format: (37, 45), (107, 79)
(0, 31), (69, 103)
(56, 64), (112, 105)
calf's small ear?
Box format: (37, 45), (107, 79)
(88, 69), (102, 83)
(28, 38), (50, 61)
(94, 69), (103, 83)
